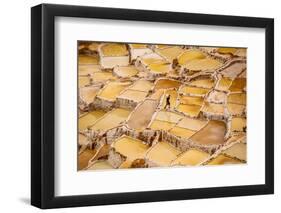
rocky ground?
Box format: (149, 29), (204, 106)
(78, 42), (247, 171)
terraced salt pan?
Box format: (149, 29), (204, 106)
(207, 154), (242, 165)
(79, 110), (106, 131)
(129, 44), (153, 61)
(146, 141), (181, 166)
(99, 43), (129, 68)
(100, 43), (128, 56)
(177, 104), (202, 117)
(92, 72), (116, 83)
(113, 66), (139, 78)
(176, 117), (208, 131)
(202, 102), (225, 115)
(188, 78), (215, 89)
(177, 49), (206, 65)
(79, 55), (99, 65)
(147, 62), (171, 74)
(169, 126), (195, 138)
(149, 111), (183, 131)
(129, 80), (153, 92)
(227, 93), (246, 105)
(90, 108), (131, 131)
(87, 160), (113, 170)
(179, 85), (209, 96)
(227, 103), (246, 116)
(112, 136), (149, 160)
(222, 143), (246, 161)
(154, 79), (181, 90)
(207, 91), (227, 104)
(118, 89), (147, 102)
(215, 77), (233, 91)
(183, 58), (223, 72)
(97, 81), (131, 101)
(79, 64), (102, 76)
(231, 117), (246, 132)
(179, 95), (204, 106)
(190, 120), (226, 145)
(156, 46), (185, 62)
(172, 149), (210, 166)
(217, 48), (247, 57)
(79, 86), (100, 105)
(229, 78), (246, 92)
(79, 76), (91, 88)
(220, 61), (246, 78)
(127, 99), (159, 130)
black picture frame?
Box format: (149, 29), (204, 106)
(31, 3), (274, 209)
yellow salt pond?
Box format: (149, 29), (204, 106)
(169, 126), (195, 138)
(222, 143), (246, 161)
(227, 103), (245, 116)
(154, 79), (181, 90)
(146, 141), (181, 166)
(227, 93), (246, 105)
(87, 160), (113, 170)
(129, 80), (153, 92)
(177, 104), (202, 117)
(147, 62), (171, 73)
(155, 110), (183, 124)
(118, 89), (147, 102)
(188, 78), (215, 89)
(176, 117), (207, 131)
(216, 77), (233, 91)
(190, 120), (226, 145)
(91, 108), (131, 131)
(114, 66), (139, 78)
(79, 76), (91, 88)
(79, 64), (102, 76)
(177, 50), (206, 65)
(156, 46), (185, 62)
(202, 102), (225, 115)
(172, 149), (210, 166)
(149, 120), (175, 131)
(92, 72), (116, 83)
(98, 81), (131, 101)
(130, 44), (148, 49)
(183, 58), (223, 71)
(101, 43), (128, 56)
(179, 95), (204, 106)
(229, 78), (246, 92)
(217, 47), (238, 55)
(113, 136), (149, 160)
(207, 154), (242, 165)
(231, 117), (246, 132)
(79, 110), (106, 131)
(79, 55), (99, 65)
(180, 86), (209, 96)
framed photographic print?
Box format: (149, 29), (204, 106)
(31, 3), (274, 209)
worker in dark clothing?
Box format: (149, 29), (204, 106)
(165, 94), (171, 110)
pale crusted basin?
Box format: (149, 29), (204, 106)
(79, 110), (106, 131)
(112, 136), (149, 160)
(146, 141), (181, 166)
(129, 80), (153, 92)
(127, 99), (158, 130)
(156, 46), (185, 62)
(91, 108), (131, 131)
(207, 154), (242, 165)
(172, 149), (210, 166)
(183, 58), (223, 71)
(190, 120), (226, 145)
(222, 143), (246, 161)
(97, 81), (131, 101)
